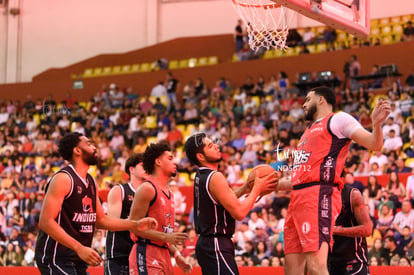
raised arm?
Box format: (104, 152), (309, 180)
(333, 189), (373, 237)
(351, 99), (391, 151)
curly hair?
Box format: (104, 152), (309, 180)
(184, 133), (207, 166)
(143, 141), (171, 175)
(125, 153), (144, 176)
(58, 132), (82, 161)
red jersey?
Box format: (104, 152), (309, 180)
(291, 113), (351, 188)
(132, 181), (175, 247)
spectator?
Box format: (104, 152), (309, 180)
(166, 72), (179, 112)
(394, 158), (412, 173)
(241, 144), (257, 170)
(182, 227), (197, 257)
(369, 256), (380, 266)
(276, 71), (290, 100)
(150, 81), (167, 98)
(302, 27), (315, 45)
(323, 26), (337, 49)
(403, 21), (414, 41)
(388, 102), (403, 125)
(382, 129), (403, 155)
(393, 199), (414, 241)
(368, 64), (384, 89)
(235, 19), (245, 52)
(251, 240), (271, 266)
(386, 171), (406, 208)
(170, 180), (187, 214)
(381, 236), (405, 265)
(405, 68), (414, 88)
(369, 151), (388, 172)
(382, 117), (401, 139)
(406, 168), (414, 205)
(376, 203), (394, 235)
(2, 243), (22, 266)
(364, 175), (382, 217)
(399, 256), (411, 266)
(399, 91), (413, 118)
(348, 55), (361, 91)
(368, 238), (384, 260)
(165, 122), (183, 147)
(152, 58), (168, 71)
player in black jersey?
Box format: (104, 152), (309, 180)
(35, 133), (157, 275)
(328, 183), (373, 275)
(105, 153), (147, 275)
(184, 133), (278, 275)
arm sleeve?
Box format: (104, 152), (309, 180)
(330, 112), (363, 139)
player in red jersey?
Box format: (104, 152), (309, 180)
(281, 87), (390, 275)
(128, 141), (192, 274)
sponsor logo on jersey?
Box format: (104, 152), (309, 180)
(82, 195), (93, 213)
(162, 223), (174, 234)
(77, 186), (82, 194)
(310, 126), (323, 133)
(72, 213), (96, 223)
(128, 195), (134, 202)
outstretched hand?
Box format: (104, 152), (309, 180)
(135, 217), (158, 232)
(371, 98), (391, 126)
(254, 172), (279, 196)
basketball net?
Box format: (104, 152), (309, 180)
(232, 0), (296, 52)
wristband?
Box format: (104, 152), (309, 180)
(174, 250), (181, 259)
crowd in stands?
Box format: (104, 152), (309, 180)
(234, 17), (414, 60)
(1, 54), (414, 269)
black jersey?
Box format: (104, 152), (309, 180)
(330, 184), (368, 264)
(35, 165), (97, 262)
(105, 182), (135, 259)
(194, 167), (235, 237)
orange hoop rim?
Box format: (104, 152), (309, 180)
(232, 0), (281, 9)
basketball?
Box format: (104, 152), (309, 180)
(246, 164), (278, 196)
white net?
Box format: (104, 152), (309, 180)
(232, 0), (296, 52)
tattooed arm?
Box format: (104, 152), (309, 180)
(333, 189), (373, 237)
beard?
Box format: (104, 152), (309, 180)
(82, 149), (98, 165)
(304, 103), (317, 121)
(204, 154), (223, 164)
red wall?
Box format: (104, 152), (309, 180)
(0, 36), (413, 102)
(0, 266), (412, 275)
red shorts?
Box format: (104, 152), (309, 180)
(284, 184), (341, 254)
(129, 243), (172, 275)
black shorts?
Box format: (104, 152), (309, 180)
(328, 261), (370, 275)
(104, 257), (129, 275)
(36, 258), (88, 275)
(196, 235), (239, 275)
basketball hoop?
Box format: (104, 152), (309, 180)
(232, 0), (296, 52)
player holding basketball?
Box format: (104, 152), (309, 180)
(128, 141), (192, 274)
(35, 133), (157, 275)
(328, 183), (373, 275)
(105, 153), (147, 275)
(184, 133), (278, 275)
(283, 87), (390, 275)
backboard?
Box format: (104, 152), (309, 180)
(274, 0), (370, 38)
